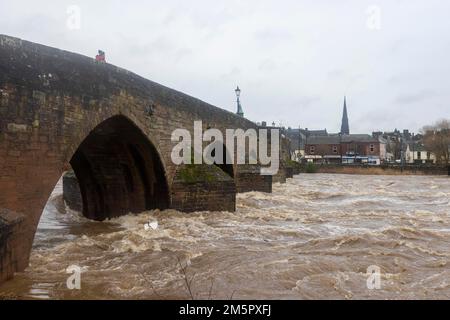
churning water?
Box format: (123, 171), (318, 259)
(1, 174), (450, 299)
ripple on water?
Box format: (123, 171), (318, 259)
(2, 174), (450, 299)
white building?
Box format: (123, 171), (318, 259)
(405, 143), (436, 164)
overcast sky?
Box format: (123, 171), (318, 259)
(1, 0), (449, 133)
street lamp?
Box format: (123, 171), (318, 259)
(305, 128), (309, 160)
(235, 86), (241, 99)
(298, 125), (302, 161)
(235, 86), (244, 117)
(400, 136), (404, 170)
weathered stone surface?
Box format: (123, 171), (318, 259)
(311, 164), (450, 176)
(0, 209), (25, 283)
(235, 165), (272, 193)
(0, 34), (284, 283)
(272, 168), (287, 184)
(6, 123), (28, 133)
(276, 134), (295, 183)
(171, 164), (236, 212)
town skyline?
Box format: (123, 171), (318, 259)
(259, 96), (439, 136)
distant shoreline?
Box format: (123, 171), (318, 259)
(298, 164), (449, 176)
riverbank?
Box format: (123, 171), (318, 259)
(298, 164), (449, 176)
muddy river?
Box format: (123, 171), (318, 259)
(1, 174), (450, 299)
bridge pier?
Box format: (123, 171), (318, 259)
(0, 209), (25, 283)
(171, 164), (236, 212)
(63, 162), (277, 214)
(235, 165), (272, 193)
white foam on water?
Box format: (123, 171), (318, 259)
(4, 173), (450, 299)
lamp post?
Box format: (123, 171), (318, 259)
(298, 125), (301, 162)
(235, 86), (244, 117)
(400, 136), (405, 171)
(305, 128), (309, 157)
(235, 86), (241, 100)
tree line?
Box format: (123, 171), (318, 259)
(422, 119), (450, 165)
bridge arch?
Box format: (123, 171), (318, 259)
(0, 35), (275, 283)
(70, 115), (169, 220)
(211, 143), (235, 179)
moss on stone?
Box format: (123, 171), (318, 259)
(178, 164), (218, 183)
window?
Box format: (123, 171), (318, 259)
(332, 146), (338, 154)
(310, 146), (315, 154)
(370, 144), (375, 152)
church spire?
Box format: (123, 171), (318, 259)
(340, 96), (349, 135)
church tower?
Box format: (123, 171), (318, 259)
(340, 96), (350, 135)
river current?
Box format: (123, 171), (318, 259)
(1, 173), (450, 299)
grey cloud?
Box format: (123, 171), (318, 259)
(295, 95), (321, 110)
(253, 28), (293, 43)
(258, 58), (277, 72)
(328, 69), (346, 78)
(394, 90), (437, 105)
(1, 0), (450, 133)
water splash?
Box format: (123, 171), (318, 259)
(2, 174), (450, 300)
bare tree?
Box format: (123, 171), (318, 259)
(422, 119), (450, 164)
(384, 134), (403, 161)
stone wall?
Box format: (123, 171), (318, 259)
(171, 164), (236, 212)
(310, 164), (449, 176)
(271, 134), (295, 184)
(235, 165), (272, 193)
(272, 168), (287, 184)
(0, 210), (25, 283)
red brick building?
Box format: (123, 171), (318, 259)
(305, 134), (380, 164)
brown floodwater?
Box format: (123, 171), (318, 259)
(1, 173), (450, 300)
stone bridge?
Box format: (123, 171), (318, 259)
(0, 35), (293, 284)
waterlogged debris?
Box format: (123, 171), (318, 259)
(144, 220), (158, 231)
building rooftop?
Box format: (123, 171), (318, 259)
(303, 129), (328, 136)
(408, 143), (427, 152)
(307, 135), (340, 144)
(341, 134), (378, 143)
(307, 134), (378, 145)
